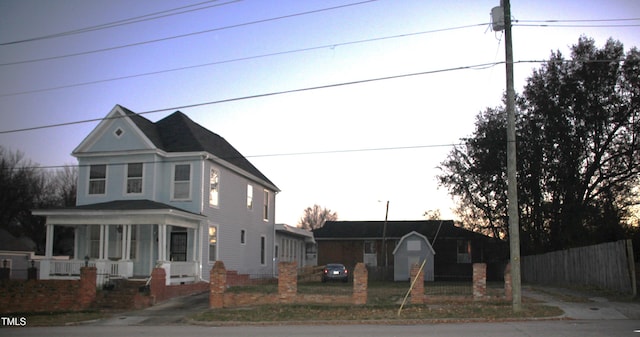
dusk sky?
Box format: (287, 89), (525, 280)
(1, 0), (639, 226)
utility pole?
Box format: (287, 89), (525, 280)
(502, 0), (522, 312)
(382, 201), (389, 268)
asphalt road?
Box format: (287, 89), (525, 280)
(5, 320), (640, 337)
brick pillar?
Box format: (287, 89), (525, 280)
(209, 261), (227, 309)
(278, 261), (297, 303)
(410, 262), (425, 304)
(473, 263), (487, 301)
(78, 266), (97, 308)
(150, 267), (167, 303)
(504, 262), (512, 301)
(352, 263), (368, 305)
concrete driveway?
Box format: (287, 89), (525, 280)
(522, 286), (640, 320)
(92, 291), (209, 326)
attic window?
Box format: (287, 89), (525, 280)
(114, 128), (124, 137)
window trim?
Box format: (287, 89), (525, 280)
(171, 163), (192, 201)
(88, 164), (107, 196)
(124, 162), (143, 195)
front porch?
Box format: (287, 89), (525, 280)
(40, 259), (200, 286)
(33, 200), (207, 286)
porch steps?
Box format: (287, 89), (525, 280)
(94, 279), (151, 310)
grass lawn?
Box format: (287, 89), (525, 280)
(191, 303), (562, 323)
(192, 281), (563, 323)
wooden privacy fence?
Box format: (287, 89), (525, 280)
(521, 240), (636, 295)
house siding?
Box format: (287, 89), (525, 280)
(200, 160), (276, 279)
(68, 106), (279, 282)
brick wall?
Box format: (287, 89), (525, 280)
(473, 263), (487, 301)
(209, 261), (226, 309)
(278, 261), (297, 303)
(409, 263), (425, 304)
(210, 261), (369, 308)
(0, 266), (97, 314)
(352, 262), (368, 305)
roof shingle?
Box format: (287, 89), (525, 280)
(120, 106), (276, 189)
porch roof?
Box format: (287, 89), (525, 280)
(32, 200), (205, 228)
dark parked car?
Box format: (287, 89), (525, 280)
(322, 263), (349, 283)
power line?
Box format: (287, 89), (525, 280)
(0, 0), (239, 46)
(514, 23), (640, 28)
(515, 17), (640, 24)
(0, 57), (632, 135)
(0, 0), (379, 67)
(2, 143), (465, 172)
(0, 60), (506, 135)
(0, 22), (489, 97)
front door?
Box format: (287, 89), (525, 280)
(170, 232), (187, 261)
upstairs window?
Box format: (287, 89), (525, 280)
(263, 190), (269, 221)
(89, 164), (106, 195)
(241, 229), (246, 244)
(246, 184), (253, 210)
(209, 168), (219, 207)
(173, 164), (191, 200)
(126, 163), (143, 194)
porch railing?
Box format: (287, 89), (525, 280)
(44, 259), (132, 283)
(50, 260), (90, 276)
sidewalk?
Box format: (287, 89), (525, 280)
(523, 286), (640, 320)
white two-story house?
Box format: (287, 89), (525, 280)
(33, 105), (279, 285)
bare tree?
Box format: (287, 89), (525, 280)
(423, 209), (442, 220)
(298, 204), (338, 230)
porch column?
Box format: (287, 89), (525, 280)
(158, 224), (167, 261)
(126, 225), (132, 259)
(45, 224), (54, 258)
(121, 225), (131, 260)
(73, 227), (79, 260)
(100, 224), (109, 260)
(194, 226), (200, 279)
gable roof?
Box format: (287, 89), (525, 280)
(392, 231), (436, 255)
(313, 220), (496, 242)
(118, 105), (277, 190)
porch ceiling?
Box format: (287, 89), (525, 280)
(32, 200), (205, 228)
